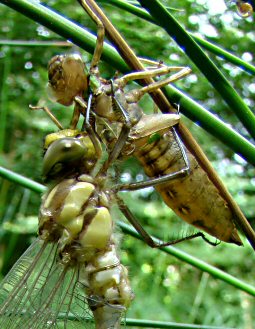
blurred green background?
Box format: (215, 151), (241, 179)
(0, 0), (254, 328)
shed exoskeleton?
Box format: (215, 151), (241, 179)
(44, 51), (243, 246)
(30, 0), (255, 248)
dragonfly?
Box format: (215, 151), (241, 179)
(0, 129), (134, 329)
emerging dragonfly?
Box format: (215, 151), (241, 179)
(0, 129), (134, 328)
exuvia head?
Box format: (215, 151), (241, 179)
(47, 54), (89, 106)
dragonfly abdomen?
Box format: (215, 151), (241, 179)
(39, 169), (133, 328)
(135, 130), (242, 245)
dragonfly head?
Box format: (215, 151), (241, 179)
(43, 129), (96, 181)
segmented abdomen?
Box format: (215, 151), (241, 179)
(135, 130), (242, 245)
(40, 177), (133, 328)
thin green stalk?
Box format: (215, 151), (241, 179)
(1, 0), (255, 164)
(189, 273), (209, 323)
(124, 318), (234, 329)
(99, 0), (255, 75)
(1, 189), (32, 274)
(0, 40), (72, 47)
(0, 179), (10, 219)
(0, 167), (46, 194)
(1, 232), (20, 275)
(0, 166), (255, 297)
(137, 0), (255, 139)
(0, 47), (11, 152)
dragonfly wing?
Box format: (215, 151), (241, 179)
(0, 239), (94, 329)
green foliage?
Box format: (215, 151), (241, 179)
(0, 0), (255, 328)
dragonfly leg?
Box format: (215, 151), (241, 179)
(72, 2), (132, 172)
(116, 194), (219, 247)
(137, 57), (165, 68)
(125, 67), (191, 103)
(96, 80), (133, 175)
(70, 105), (81, 129)
(75, 94), (103, 159)
(113, 127), (190, 192)
(115, 66), (191, 103)
(78, 0), (104, 71)
(29, 105), (64, 130)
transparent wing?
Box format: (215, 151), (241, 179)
(0, 238), (94, 329)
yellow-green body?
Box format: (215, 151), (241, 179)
(40, 178), (112, 251)
(39, 132), (133, 328)
(0, 130), (133, 329)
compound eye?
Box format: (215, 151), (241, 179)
(43, 138), (87, 179)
